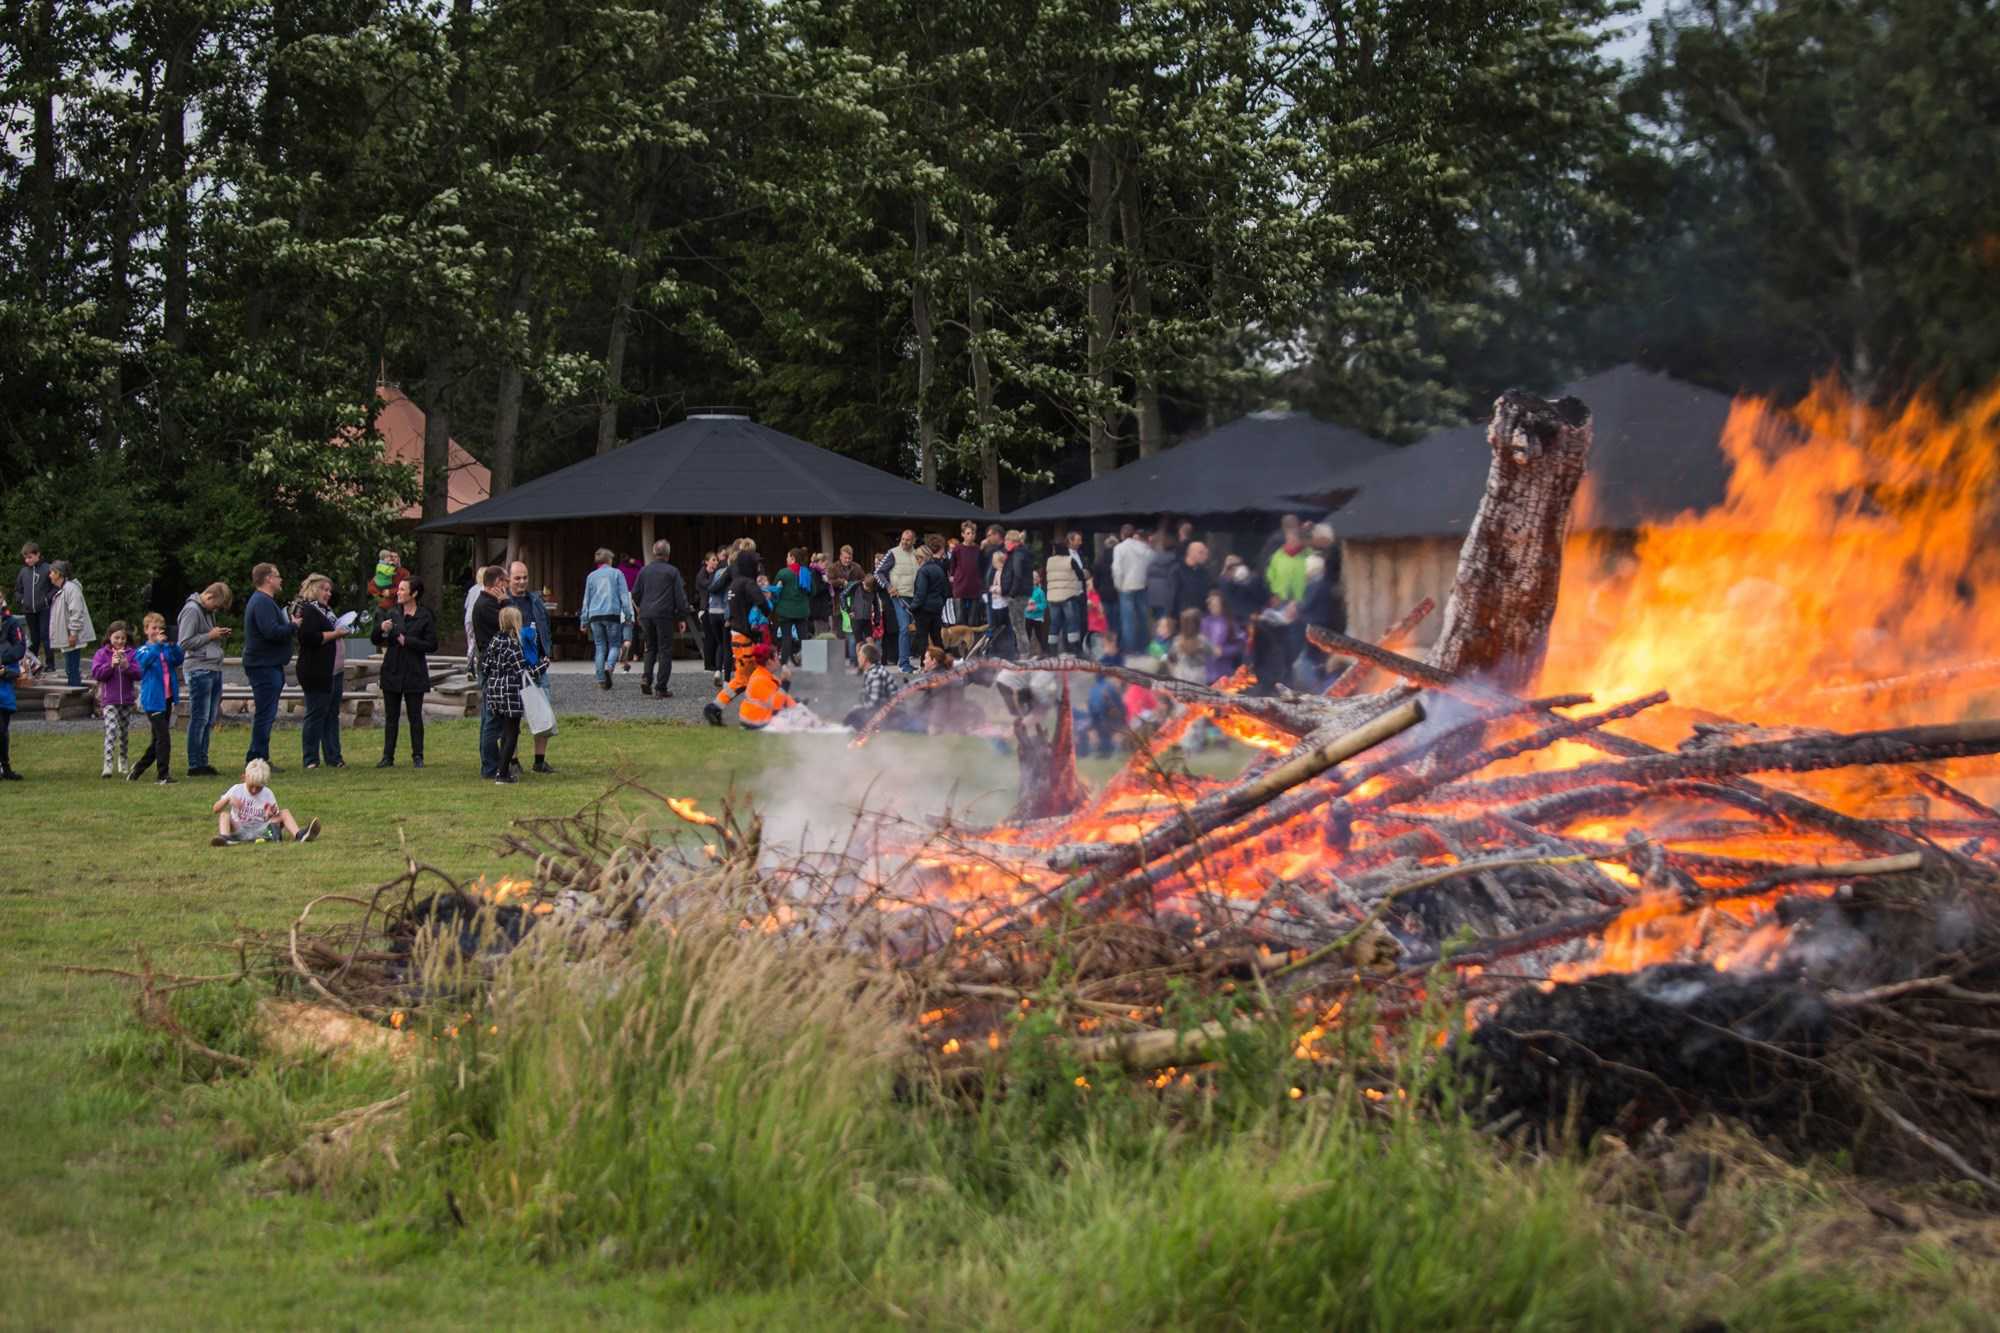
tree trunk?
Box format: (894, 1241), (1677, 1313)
(418, 384), (453, 613)
(597, 142), (660, 455)
(912, 200), (938, 489)
(158, 19), (192, 455)
(1086, 104), (1119, 477)
(1117, 158), (1162, 457)
(1427, 391), (1593, 693)
(967, 269), (1000, 512)
(25, 0), (59, 269)
(492, 273), (535, 491)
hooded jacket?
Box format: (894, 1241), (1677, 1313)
(12, 562), (51, 615)
(725, 550), (770, 635)
(0, 613), (23, 712)
(49, 577), (95, 650)
(177, 593), (226, 674)
(134, 640), (184, 712)
(91, 642), (142, 707)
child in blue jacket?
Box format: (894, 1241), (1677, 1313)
(128, 611), (185, 785)
(0, 589), (23, 779)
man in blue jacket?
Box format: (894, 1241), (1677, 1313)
(241, 562), (293, 768)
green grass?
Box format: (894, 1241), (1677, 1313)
(5, 720), (1997, 1330)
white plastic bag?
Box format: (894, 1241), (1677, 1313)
(521, 676), (557, 736)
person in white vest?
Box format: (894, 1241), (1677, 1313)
(873, 529), (923, 672)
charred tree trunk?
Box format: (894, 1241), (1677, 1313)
(1012, 676), (1088, 821)
(1427, 391), (1592, 693)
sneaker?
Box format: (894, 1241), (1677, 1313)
(127, 768), (144, 782)
(294, 818), (321, 843)
(329, 761), (347, 769)
(187, 765), (218, 777)
(532, 759), (555, 774)
(210, 835), (231, 847)
(156, 775), (176, 785)
(303, 762), (319, 771)
(702, 703), (724, 728)
(101, 768), (114, 779)
(640, 683), (652, 696)
(411, 757), (424, 769)
(494, 773), (518, 785)
(376, 756), (395, 768)
(1, 769), (22, 781)
(658, 688), (674, 699)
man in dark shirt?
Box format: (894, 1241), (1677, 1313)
(1169, 541), (1214, 620)
(240, 562), (293, 768)
(469, 565), (506, 777)
(631, 540), (691, 698)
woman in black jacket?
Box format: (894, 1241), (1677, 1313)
(372, 575), (437, 767)
(293, 574), (351, 769)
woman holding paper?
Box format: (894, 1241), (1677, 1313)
(293, 573), (353, 769)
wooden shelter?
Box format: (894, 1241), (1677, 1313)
(416, 411), (990, 618)
(1331, 365), (1737, 646)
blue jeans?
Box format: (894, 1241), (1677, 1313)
(186, 669), (222, 769)
(1118, 591), (1148, 658)
(244, 664), (284, 763)
(589, 617), (620, 681)
(1049, 597), (1085, 655)
(479, 690), (501, 777)
(892, 597), (913, 669)
(64, 647), (81, 686)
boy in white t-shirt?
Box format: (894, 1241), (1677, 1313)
(210, 758), (320, 845)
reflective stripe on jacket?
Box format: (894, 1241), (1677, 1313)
(738, 666), (794, 727)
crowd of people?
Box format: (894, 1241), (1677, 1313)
(0, 512), (1346, 788)
(689, 513), (1345, 735)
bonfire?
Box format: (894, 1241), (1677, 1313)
(254, 383), (2000, 1198)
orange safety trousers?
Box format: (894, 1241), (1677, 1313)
(715, 631), (758, 706)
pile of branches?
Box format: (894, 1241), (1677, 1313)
(1469, 869), (2000, 1200)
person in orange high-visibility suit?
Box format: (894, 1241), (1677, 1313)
(736, 644), (797, 730)
(706, 548), (769, 727)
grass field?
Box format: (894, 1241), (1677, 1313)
(5, 719), (1997, 1330)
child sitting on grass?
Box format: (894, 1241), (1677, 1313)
(128, 612), (183, 784)
(211, 758), (319, 845)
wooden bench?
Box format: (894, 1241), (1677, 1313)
(15, 682), (95, 721)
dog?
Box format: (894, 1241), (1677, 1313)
(941, 624), (983, 657)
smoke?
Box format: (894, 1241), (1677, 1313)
(755, 726), (1020, 868)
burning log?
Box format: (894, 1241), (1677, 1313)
(1432, 718), (2000, 807)
(1018, 698), (1426, 919)
(1428, 390), (1593, 692)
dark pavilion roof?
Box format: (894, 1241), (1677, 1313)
(1005, 411), (1397, 523)
(417, 413), (991, 534)
(1328, 365), (1739, 541)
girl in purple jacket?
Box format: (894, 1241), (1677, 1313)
(90, 621), (141, 777)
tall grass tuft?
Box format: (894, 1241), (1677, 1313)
(405, 912), (912, 1283)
